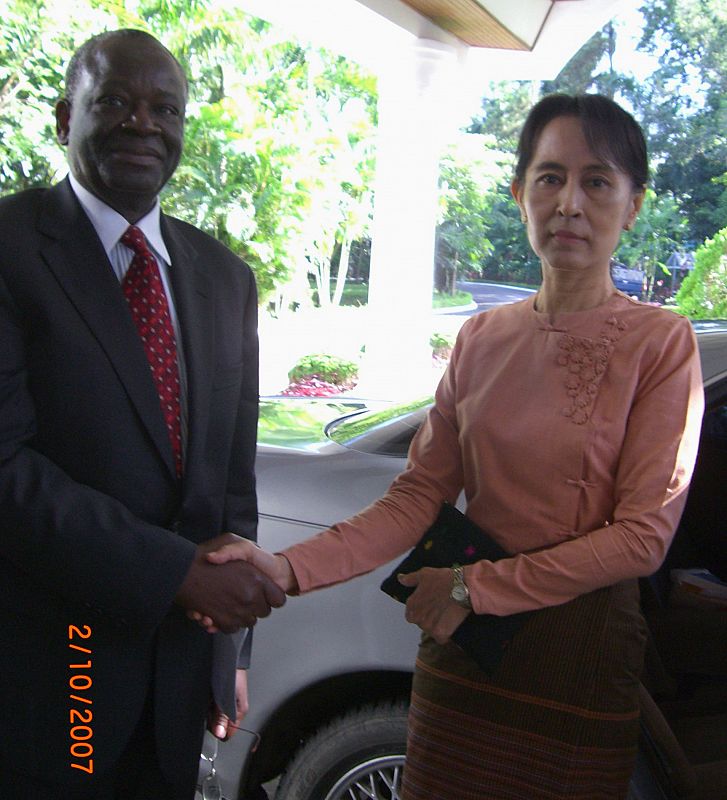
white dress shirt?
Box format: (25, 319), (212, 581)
(68, 174), (189, 454)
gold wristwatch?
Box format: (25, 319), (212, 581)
(450, 566), (472, 609)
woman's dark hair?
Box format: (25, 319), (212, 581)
(514, 93), (648, 189)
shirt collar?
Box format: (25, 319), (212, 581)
(68, 173), (171, 264)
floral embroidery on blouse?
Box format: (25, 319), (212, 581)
(557, 315), (627, 424)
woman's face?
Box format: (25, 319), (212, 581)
(511, 115), (644, 277)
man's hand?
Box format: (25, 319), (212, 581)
(208, 669), (249, 740)
(175, 534), (286, 633)
(398, 567), (471, 644)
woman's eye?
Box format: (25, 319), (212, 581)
(537, 174), (560, 185)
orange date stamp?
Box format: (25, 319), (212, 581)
(68, 625), (94, 774)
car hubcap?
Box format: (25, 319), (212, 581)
(323, 754), (404, 800)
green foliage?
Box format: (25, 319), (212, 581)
(675, 228), (727, 318)
(467, 0), (726, 293)
(467, 80), (532, 153)
(430, 332), (454, 358)
(432, 290), (472, 308)
(155, 11), (377, 304)
(288, 353), (358, 385)
(435, 135), (502, 293)
(477, 183), (540, 285)
(0, 1), (376, 305)
(2, 0), (724, 312)
(0, 0), (103, 191)
(634, 0), (727, 244)
(614, 188), (688, 294)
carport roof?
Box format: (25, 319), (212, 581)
(232, 0), (633, 80)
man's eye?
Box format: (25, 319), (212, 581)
(98, 96), (124, 107)
(537, 174), (560, 185)
(157, 105), (180, 116)
(589, 177), (609, 188)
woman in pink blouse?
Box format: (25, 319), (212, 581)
(203, 95), (704, 799)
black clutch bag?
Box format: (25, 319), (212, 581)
(380, 502), (533, 674)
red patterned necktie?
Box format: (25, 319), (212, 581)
(121, 225), (183, 477)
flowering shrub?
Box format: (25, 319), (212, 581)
(281, 378), (344, 397)
(288, 354), (358, 386)
(283, 354), (359, 396)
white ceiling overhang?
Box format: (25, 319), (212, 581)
(230, 0), (632, 80)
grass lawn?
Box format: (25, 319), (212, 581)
(329, 283), (473, 309)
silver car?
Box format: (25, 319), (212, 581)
(198, 325), (727, 800)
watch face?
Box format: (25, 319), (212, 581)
(452, 585), (468, 602)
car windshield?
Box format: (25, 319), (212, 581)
(327, 396), (433, 456)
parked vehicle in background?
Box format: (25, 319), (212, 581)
(611, 262), (646, 298)
(197, 325), (727, 800)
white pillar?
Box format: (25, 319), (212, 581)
(358, 39), (458, 399)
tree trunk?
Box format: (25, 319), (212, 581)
(332, 230), (352, 306)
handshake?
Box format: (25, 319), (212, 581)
(175, 534), (297, 634)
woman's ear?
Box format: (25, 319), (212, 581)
(624, 188), (645, 231)
(511, 180), (526, 223)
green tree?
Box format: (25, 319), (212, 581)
(435, 135), (501, 293)
(477, 184), (539, 285)
(633, 0), (727, 244)
(0, 0), (112, 192)
(138, 5), (378, 306)
(614, 188), (688, 297)
(292, 48), (376, 309)
(675, 228), (727, 318)
(0, 0), (378, 305)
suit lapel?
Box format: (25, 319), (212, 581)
(161, 216), (215, 485)
(37, 180), (177, 478)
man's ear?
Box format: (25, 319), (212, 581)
(55, 99), (71, 146)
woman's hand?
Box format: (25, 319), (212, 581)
(398, 567), (471, 644)
(187, 539), (298, 632)
(206, 540), (297, 591)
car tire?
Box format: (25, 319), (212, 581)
(274, 700), (408, 800)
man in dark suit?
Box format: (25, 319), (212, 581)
(0, 28), (285, 799)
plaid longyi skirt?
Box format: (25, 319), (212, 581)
(402, 580), (647, 800)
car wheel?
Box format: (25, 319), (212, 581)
(274, 701), (408, 800)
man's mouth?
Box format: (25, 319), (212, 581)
(110, 147), (163, 166)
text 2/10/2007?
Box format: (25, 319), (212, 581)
(68, 625), (94, 775)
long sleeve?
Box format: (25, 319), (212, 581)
(283, 319), (468, 591)
(0, 270), (195, 626)
(284, 295), (704, 618)
(464, 314), (704, 615)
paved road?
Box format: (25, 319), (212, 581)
(457, 281), (536, 315)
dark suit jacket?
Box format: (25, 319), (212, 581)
(0, 178), (259, 791)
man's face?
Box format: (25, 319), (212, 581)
(56, 36), (186, 221)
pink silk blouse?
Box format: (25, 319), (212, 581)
(282, 293), (705, 616)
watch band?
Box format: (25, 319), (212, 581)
(450, 565), (472, 609)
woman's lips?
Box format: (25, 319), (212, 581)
(552, 230), (584, 244)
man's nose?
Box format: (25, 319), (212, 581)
(557, 182), (583, 217)
(121, 104), (159, 134)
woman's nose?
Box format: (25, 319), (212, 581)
(557, 182), (583, 217)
